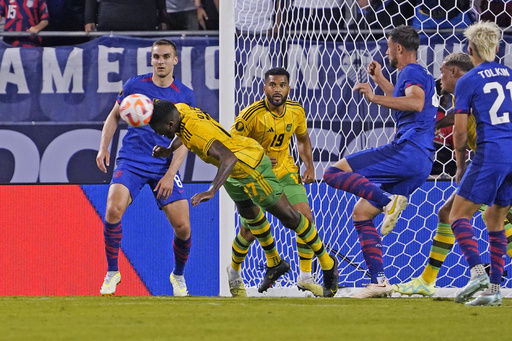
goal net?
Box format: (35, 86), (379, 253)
(231, 0), (512, 297)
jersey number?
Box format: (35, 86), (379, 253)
(483, 81), (512, 125)
(7, 5), (17, 19)
(270, 134), (284, 147)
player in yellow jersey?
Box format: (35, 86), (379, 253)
(226, 67), (324, 297)
(149, 100), (339, 297)
(394, 52), (512, 296)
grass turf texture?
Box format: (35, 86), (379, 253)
(1, 296), (510, 340)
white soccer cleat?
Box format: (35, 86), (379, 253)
(353, 279), (393, 298)
(170, 272), (189, 297)
(297, 275), (323, 297)
(100, 271), (121, 296)
(381, 195), (408, 235)
(226, 266), (247, 298)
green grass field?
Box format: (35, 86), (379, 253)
(1, 296), (510, 341)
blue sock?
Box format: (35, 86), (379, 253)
(354, 220), (385, 283)
(489, 230), (506, 284)
(323, 167), (391, 207)
(452, 218), (481, 268)
(173, 235), (191, 276)
(104, 221), (122, 272)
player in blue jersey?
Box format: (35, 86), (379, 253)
(96, 39), (194, 297)
(449, 21), (512, 306)
(323, 25), (438, 298)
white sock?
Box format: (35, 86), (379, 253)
(229, 266), (241, 279)
(298, 271), (312, 281)
(377, 276), (388, 285)
(470, 264), (486, 279)
(487, 283), (500, 295)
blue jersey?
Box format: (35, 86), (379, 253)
(392, 63), (437, 158)
(116, 73), (196, 173)
(454, 61), (512, 164)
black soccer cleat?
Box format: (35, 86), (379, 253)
(322, 255), (339, 297)
(258, 260), (291, 293)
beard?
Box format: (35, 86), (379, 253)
(390, 57), (398, 69)
(267, 93), (288, 107)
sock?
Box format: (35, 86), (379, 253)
(486, 283), (501, 295)
(297, 237), (314, 273)
(298, 270), (312, 281)
(504, 222), (512, 257)
(354, 219), (384, 284)
(231, 230), (252, 272)
(470, 264), (486, 278)
(291, 214), (334, 270)
(488, 230), (507, 285)
(452, 218), (482, 268)
(104, 221), (122, 272)
(245, 209), (281, 268)
(172, 235), (191, 276)
(421, 223), (455, 283)
(323, 166), (392, 208)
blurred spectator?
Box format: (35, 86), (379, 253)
(478, 0), (512, 28)
(286, 0), (345, 35)
(412, 0), (477, 30)
(355, 0), (415, 33)
(84, 0), (167, 33)
(44, 0), (87, 46)
(235, 0), (282, 36)
(196, 0), (218, 30)
(0, 0), (49, 47)
(166, 0), (199, 30)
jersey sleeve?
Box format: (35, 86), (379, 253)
(230, 110), (251, 137)
(185, 118), (218, 156)
(39, 0), (49, 21)
(453, 75), (471, 115)
(400, 66), (425, 92)
(295, 106), (308, 137)
(117, 77), (135, 104)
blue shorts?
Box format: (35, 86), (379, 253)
(457, 161), (512, 207)
(111, 162), (187, 208)
(346, 140), (433, 198)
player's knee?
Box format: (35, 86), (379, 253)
(240, 225), (256, 242)
(105, 204), (124, 223)
(438, 204), (451, 224)
(172, 221), (191, 240)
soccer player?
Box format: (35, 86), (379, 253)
(449, 21), (512, 306)
(0, 0), (49, 47)
(323, 25), (438, 298)
(226, 67), (323, 297)
(149, 101), (340, 297)
(96, 39), (194, 297)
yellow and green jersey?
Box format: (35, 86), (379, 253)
(450, 95), (477, 152)
(175, 103), (265, 178)
(230, 98), (308, 179)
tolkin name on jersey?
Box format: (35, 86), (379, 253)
(478, 67), (511, 79)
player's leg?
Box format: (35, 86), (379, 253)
(351, 198), (393, 298)
(449, 194), (488, 303)
(162, 199), (191, 296)
(101, 183), (132, 295)
(394, 191), (457, 296)
(226, 222), (254, 297)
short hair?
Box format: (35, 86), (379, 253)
(387, 25), (420, 51)
(443, 52), (474, 72)
(150, 99), (177, 126)
(264, 67), (290, 82)
(152, 39), (177, 53)
(464, 21), (501, 62)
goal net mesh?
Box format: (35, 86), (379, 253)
(233, 0), (512, 295)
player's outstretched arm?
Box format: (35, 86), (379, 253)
(296, 133), (315, 184)
(96, 102), (121, 173)
(367, 61), (394, 96)
(152, 137), (184, 158)
(190, 140), (238, 206)
(154, 145), (188, 200)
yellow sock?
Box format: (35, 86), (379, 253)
(293, 214), (333, 270)
(421, 223), (454, 284)
(231, 230), (251, 271)
(245, 209), (280, 267)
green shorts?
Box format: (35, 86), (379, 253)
(278, 172), (308, 206)
(223, 156), (283, 210)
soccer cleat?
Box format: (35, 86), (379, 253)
(465, 292), (502, 306)
(100, 271), (121, 296)
(170, 272), (189, 297)
(226, 266), (247, 298)
(322, 255), (339, 297)
(297, 275), (323, 297)
(258, 260), (291, 293)
(454, 274), (489, 303)
(381, 195), (408, 235)
(393, 277), (436, 297)
(353, 279), (393, 298)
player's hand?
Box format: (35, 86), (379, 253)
(96, 149), (110, 173)
(27, 26), (39, 34)
(154, 173), (174, 200)
(84, 23), (96, 34)
(197, 7), (208, 30)
(302, 167), (315, 184)
(191, 190), (214, 206)
(269, 156), (277, 168)
(353, 82), (376, 102)
(367, 60), (382, 80)
(153, 145), (172, 158)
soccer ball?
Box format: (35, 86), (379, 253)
(119, 94), (154, 127)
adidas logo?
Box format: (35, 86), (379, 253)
(267, 127), (274, 132)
